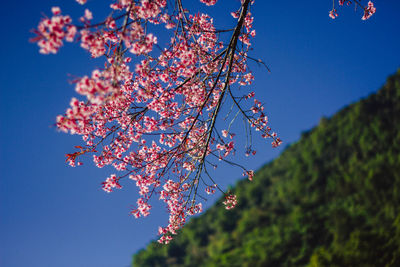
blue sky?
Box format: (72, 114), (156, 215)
(1, 0), (399, 266)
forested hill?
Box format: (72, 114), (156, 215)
(132, 70), (400, 267)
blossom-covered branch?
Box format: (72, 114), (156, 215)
(329, 0), (376, 20)
(33, 0), (375, 244)
(32, 0), (281, 244)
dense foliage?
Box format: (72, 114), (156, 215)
(132, 70), (400, 266)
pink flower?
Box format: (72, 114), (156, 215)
(101, 174), (122, 193)
(65, 25), (77, 42)
(329, 9), (338, 19)
(51, 7), (61, 15)
(205, 184), (216, 195)
(84, 9), (93, 20)
(200, 0), (217, 6)
(243, 170), (254, 181)
(79, 30), (105, 58)
(338, 0), (351, 6)
(33, 10), (73, 54)
(231, 11), (239, 19)
(362, 1), (376, 20)
(223, 194), (237, 210)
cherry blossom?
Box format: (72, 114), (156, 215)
(31, 7), (73, 54)
(32, 0), (370, 244)
(329, 9), (338, 19)
(200, 0), (217, 6)
(329, 0), (376, 20)
(102, 174), (123, 193)
(205, 184), (217, 195)
(362, 1), (376, 20)
(243, 170), (254, 181)
(223, 194), (238, 210)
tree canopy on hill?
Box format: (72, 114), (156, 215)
(133, 70), (400, 267)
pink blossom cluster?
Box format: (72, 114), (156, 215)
(32, 7), (76, 54)
(76, 0), (87, 5)
(329, 9), (338, 19)
(102, 174), (122, 193)
(33, 0), (281, 244)
(238, 12), (255, 46)
(205, 184), (217, 194)
(131, 198), (152, 218)
(338, 0), (353, 6)
(362, 1), (376, 20)
(243, 170), (254, 181)
(329, 0), (376, 20)
(200, 0), (217, 6)
(157, 180), (190, 243)
(223, 194), (238, 210)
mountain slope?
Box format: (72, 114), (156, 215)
(133, 70), (400, 267)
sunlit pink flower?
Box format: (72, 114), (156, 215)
(362, 1), (376, 20)
(223, 194), (237, 210)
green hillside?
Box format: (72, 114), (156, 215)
(133, 70), (400, 267)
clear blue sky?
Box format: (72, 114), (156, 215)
(1, 0), (399, 266)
